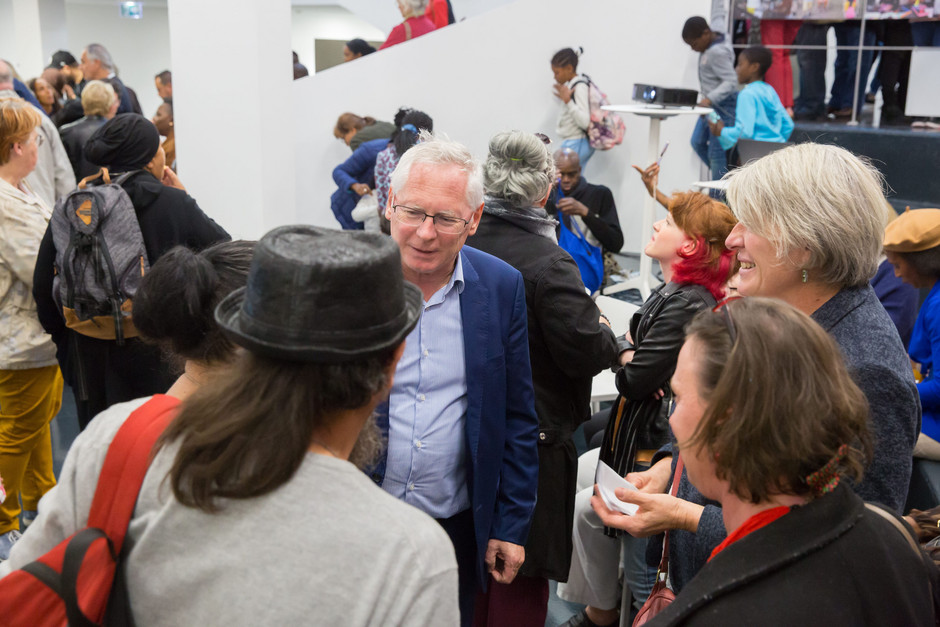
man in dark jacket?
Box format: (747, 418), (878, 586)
(58, 80), (119, 182)
(78, 43), (141, 116)
(33, 114), (229, 429)
(546, 149), (623, 251)
(546, 149), (624, 287)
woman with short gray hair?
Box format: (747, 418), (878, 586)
(723, 148), (919, 512)
(380, 0), (436, 50)
(469, 130), (619, 625)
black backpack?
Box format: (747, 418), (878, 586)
(50, 168), (149, 345)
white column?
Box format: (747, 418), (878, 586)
(167, 0), (295, 239)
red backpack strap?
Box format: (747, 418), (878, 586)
(85, 394), (180, 551)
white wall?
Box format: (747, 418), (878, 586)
(293, 0), (710, 256)
(169, 0), (295, 240)
(291, 5), (387, 71)
(65, 1), (170, 118)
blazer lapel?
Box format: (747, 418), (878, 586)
(459, 250), (487, 470)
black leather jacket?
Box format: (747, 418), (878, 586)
(601, 281), (715, 474)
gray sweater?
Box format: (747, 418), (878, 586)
(2, 397), (460, 626)
(697, 34), (739, 104)
(656, 285), (920, 592)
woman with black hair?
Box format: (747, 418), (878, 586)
(373, 107), (433, 232)
(343, 38), (377, 62)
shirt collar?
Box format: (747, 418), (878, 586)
(424, 252), (465, 307)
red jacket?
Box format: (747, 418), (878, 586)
(379, 16), (436, 49)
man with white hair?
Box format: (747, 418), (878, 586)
(0, 61), (75, 208)
(79, 43), (141, 115)
(371, 133), (539, 627)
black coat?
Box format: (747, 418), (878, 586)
(59, 115), (108, 183)
(600, 282), (715, 478)
(469, 207), (618, 580)
(33, 170), (229, 427)
(649, 483), (939, 626)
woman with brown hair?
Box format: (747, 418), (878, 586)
(2, 226), (459, 624)
(559, 186), (736, 627)
(332, 112), (395, 151)
(595, 298), (937, 625)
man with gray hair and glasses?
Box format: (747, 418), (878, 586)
(79, 43), (141, 115)
(370, 132), (540, 627)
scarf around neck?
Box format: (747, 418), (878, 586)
(483, 196), (558, 242)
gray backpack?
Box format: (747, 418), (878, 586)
(50, 169), (150, 345)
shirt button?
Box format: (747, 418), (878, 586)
(415, 440), (423, 449)
(423, 349), (429, 357)
(407, 483), (415, 491)
(418, 394), (426, 402)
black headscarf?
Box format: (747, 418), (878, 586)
(84, 113), (160, 170)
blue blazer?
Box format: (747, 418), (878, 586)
(372, 246), (540, 584)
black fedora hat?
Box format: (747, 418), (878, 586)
(216, 225), (421, 362)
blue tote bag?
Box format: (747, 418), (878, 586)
(558, 216), (604, 293)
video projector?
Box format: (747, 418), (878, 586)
(633, 84), (699, 107)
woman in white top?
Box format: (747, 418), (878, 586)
(0, 97), (64, 560)
(551, 47), (593, 165)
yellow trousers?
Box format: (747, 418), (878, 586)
(0, 365), (63, 533)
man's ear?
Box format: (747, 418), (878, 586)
(467, 202), (485, 236)
(386, 188), (395, 220)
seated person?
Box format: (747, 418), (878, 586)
(331, 136), (389, 230)
(884, 208), (940, 460)
(594, 297), (938, 625)
(545, 148), (624, 285)
(709, 45), (793, 151)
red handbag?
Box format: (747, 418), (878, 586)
(633, 455), (685, 627)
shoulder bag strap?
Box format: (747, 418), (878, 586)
(85, 395), (181, 552)
(658, 455), (686, 578)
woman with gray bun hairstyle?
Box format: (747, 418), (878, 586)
(469, 130), (619, 625)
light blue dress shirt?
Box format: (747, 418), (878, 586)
(382, 255), (470, 519)
(718, 80), (794, 150)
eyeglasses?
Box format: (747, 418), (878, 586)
(712, 296), (743, 344)
(391, 204), (471, 235)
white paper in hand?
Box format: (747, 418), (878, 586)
(595, 460), (639, 516)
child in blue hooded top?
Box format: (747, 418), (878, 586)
(709, 46), (794, 151)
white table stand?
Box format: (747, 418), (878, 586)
(600, 104), (713, 299)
